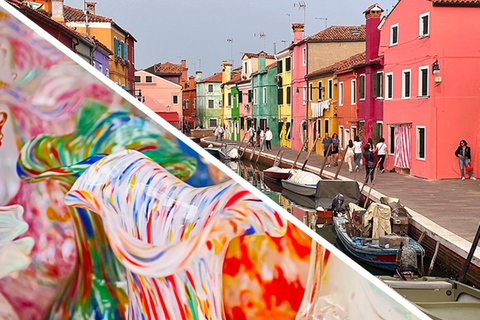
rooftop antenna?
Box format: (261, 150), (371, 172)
(254, 32), (267, 50)
(84, 0), (89, 36)
(287, 13), (292, 42)
(294, 1), (307, 24)
(315, 17), (328, 29)
(198, 59), (201, 71)
(281, 39), (287, 48)
(226, 38), (234, 65)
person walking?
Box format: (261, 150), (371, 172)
(455, 139), (476, 180)
(375, 137), (388, 173)
(363, 144), (376, 183)
(331, 133), (340, 166)
(353, 136), (363, 171)
(345, 139), (355, 173)
(248, 127), (255, 146)
(214, 126), (220, 141)
(322, 132), (333, 167)
(259, 128), (266, 150)
(218, 126), (224, 141)
(265, 127), (273, 150)
(256, 127), (261, 147)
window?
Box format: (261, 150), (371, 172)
(208, 84), (213, 92)
(324, 119), (329, 134)
(316, 119), (321, 134)
(318, 81), (323, 101)
(208, 99), (214, 108)
(145, 76), (152, 83)
(253, 88), (258, 104)
(417, 126), (426, 160)
(389, 126), (395, 154)
(386, 73), (393, 99)
(286, 86), (291, 104)
(418, 66), (428, 97)
(302, 86), (307, 105)
(352, 126), (357, 140)
(135, 75), (141, 82)
(263, 87), (267, 104)
(278, 88), (284, 104)
(99, 64), (103, 73)
(105, 68), (109, 77)
(114, 37), (119, 56)
(309, 83), (313, 101)
(285, 57), (291, 71)
(373, 72), (384, 98)
(228, 93), (232, 107)
(302, 47), (307, 66)
(390, 24), (399, 45)
(328, 79), (333, 99)
(419, 13), (429, 37)
(351, 79), (356, 104)
(339, 82), (344, 106)
(277, 60), (283, 73)
(238, 91), (243, 103)
(248, 90), (252, 102)
(244, 61), (248, 74)
(358, 75), (365, 100)
(172, 95), (179, 104)
(210, 118), (217, 128)
(121, 41), (126, 59)
(402, 70), (411, 98)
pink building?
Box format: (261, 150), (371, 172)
(290, 23), (308, 150)
(135, 70), (183, 129)
(379, 0), (480, 179)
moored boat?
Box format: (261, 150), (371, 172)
(281, 170), (322, 197)
(263, 166), (292, 180)
(218, 143), (240, 161)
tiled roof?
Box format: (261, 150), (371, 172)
(429, 0), (480, 5)
(243, 51), (275, 59)
(144, 62), (185, 75)
(307, 52), (366, 77)
(226, 71), (242, 85)
(64, 5), (112, 23)
(92, 37), (113, 55)
(198, 72), (222, 83)
(307, 25), (366, 42)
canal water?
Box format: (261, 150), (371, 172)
(222, 159), (394, 275)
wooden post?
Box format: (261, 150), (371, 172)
(238, 134), (248, 157)
(428, 241), (440, 276)
(249, 143), (257, 161)
(301, 134), (320, 171)
(319, 143), (332, 178)
(334, 149), (347, 180)
(458, 223), (480, 283)
(291, 138), (308, 169)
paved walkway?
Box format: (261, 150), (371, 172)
(203, 137), (480, 244)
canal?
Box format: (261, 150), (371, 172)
(222, 158), (447, 277)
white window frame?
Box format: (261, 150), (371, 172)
(402, 69), (411, 99)
(302, 47), (307, 66)
(416, 126), (426, 160)
(418, 66), (429, 97)
(385, 72), (393, 100)
(105, 68), (109, 77)
(374, 71), (384, 99)
(327, 78), (333, 99)
(339, 125), (344, 148)
(317, 81), (323, 101)
(390, 24), (399, 46)
(419, 12), (430, 38)
(302, 86), (307, 105)
(253, 88), (258, 104)
(262, 87), (267, 104)
(351, 79), (356, 105)
(339, 82), (344, 106)
(172, 95), (179, 105)
(388, 125), (395, 154)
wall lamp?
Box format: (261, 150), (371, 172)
(432, 59), (440, 74)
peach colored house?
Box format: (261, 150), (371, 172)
(379, 0), (480, 179)
(135, 70), (183, 129)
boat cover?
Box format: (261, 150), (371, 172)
(264, 166), (291, 173)
(287, 171), (322, 185)
(363, 203), (392, 239)
(227, 148), (239, 159)
(315, 180), (360, 208)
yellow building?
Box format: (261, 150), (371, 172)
(63, 2), (136, 90)
(275, 48), (292, 148)
(306, 66), (338, 155)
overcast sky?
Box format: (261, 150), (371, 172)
(65, 0), (399, 77)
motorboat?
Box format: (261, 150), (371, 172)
(281, 170), (322, 197)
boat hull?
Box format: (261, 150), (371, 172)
(263, 169), (291, 180)
(281, 179), (317, 197)
(333, 216), (423, 271)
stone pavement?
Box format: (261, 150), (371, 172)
(204, 137), (480, 244)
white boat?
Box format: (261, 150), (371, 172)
(281, 170), (322, 197)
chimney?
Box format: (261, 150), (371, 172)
(181, 59), (186, 68)
(195, 70), (203, 82)
(86, 2), (97, 15)
(222, 61), (232, 83)
(292, 23), (304, 44)
(189, 76), (195, 88)
(51, 0), (64, 23)
(363, 4), (383, 62)
(181, 60), (188, 83)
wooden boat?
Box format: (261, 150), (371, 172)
(218, 143), (240, 161)
(333, 202), (425, 271)
(204, 146), (221, 158)
(262, 174), (283, 193)
(263, 166), (292, 180)
(379, 276), (480, 320)
(281, 170), (322, 197)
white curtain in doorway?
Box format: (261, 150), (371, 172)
(394, 125), (411, 169)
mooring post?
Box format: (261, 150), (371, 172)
(458, 223), (480, 283)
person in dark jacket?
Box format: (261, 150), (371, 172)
(363, 144), (376, 183)
(455, 140), (476, 180)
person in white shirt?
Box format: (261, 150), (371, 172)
(353, 136), (363, 171)
(248, 127), (255, 146)
(259, 129), (265, 150)
(345, 139), (355, 173)
(264, 127), (273, 150)
(375, 137), (388, 173)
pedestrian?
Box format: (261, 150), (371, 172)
(260, 128), (265, 150)
(322, 132), (333, 167)
(265, 127), (273, 150)
(214, 126), (220, 141)
(256, 127), (261, 147)
(248, 127), (255, 146)
(331, 133), (340, 166)
(367, 138), (374, 151)
(345, 139), (355, 173)
(363, 143), (376, 183)
(353, 135), (362, 171)
(455, 139), (476, 180)
(218, 126), (224, 141)
(375, 137), (388, 173)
